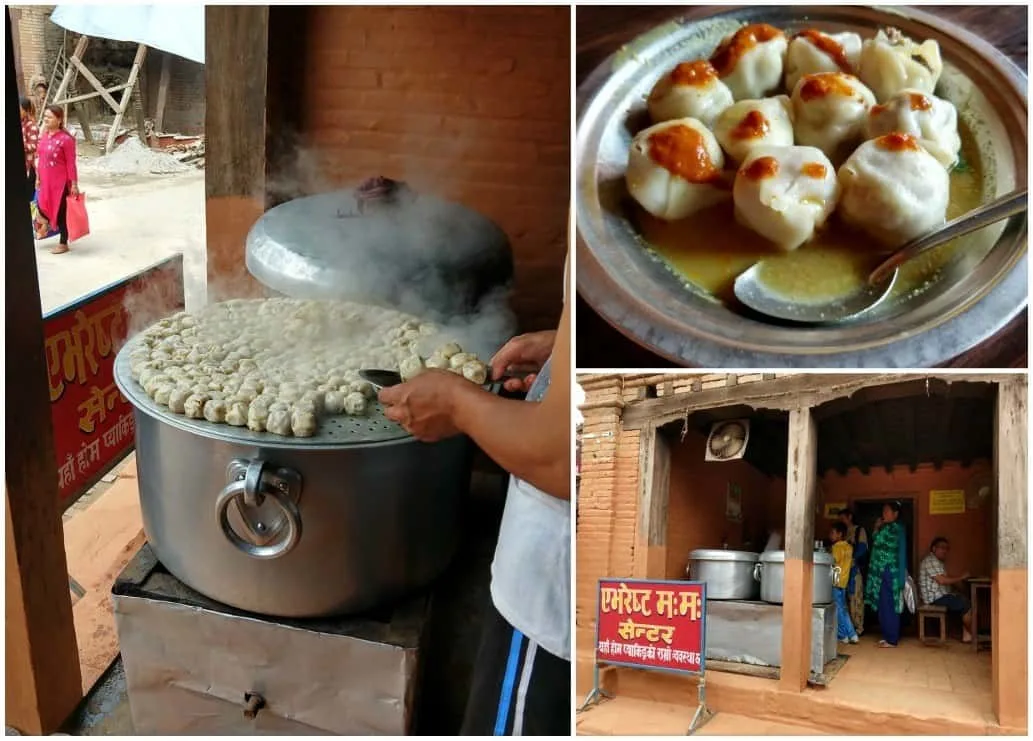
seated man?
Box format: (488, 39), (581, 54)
(918, 537), (973, 643)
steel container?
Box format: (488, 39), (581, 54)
(686, 549), (760, 600)
(576, 5), (1027, 367)
(114, 344), (473, 618)
(246, 190), (515, 322)
(755, 550), (840, 605)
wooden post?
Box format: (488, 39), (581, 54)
(992, 377), (1027, 730)
(4, 12), (83, 733)
(779, 406), (817, 692)
(634, 424), (671, 579)
(51, 35), (88, 112)
(205, 5), (272, 298)
(154, 52), (171, 134)
(106, 43), (148, 154)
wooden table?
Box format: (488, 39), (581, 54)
(576, 5), (1028, 370)
(968, 577), (993, 652)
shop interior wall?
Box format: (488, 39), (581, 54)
(665, 427), (772, 579)
(298, 5), (570, 331)
(766, 460), (994, 578)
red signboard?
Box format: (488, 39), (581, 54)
(595, 579), (707, 675)
(43, 255), (184, 508)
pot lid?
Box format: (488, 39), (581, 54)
(245, 183), (513, 317)
(689, 549), (759, 562)
(759, 550), (834, 565)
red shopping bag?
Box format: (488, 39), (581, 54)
(66, 192), (90, 243)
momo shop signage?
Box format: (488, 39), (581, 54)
(595, 579), (707, 675)
(43, 255), (184, 509)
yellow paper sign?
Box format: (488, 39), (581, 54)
(824, 503), (847, 519)
(929, 490), (966, 515)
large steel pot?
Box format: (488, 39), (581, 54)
(754, 551), (839, 605)
(114, 346), (472, 618)
(686, 549), (759, 600)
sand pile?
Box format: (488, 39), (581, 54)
(87, 137), (191, 176)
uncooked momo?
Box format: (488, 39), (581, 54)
(864, 89), (960, 169)
(626, 118), (729, 221)
(710, 23), (788, 100)
(791, 73), (876, 162)
(647, 60), (734, 128)
(713, 96), (794, 164)
(733, 145), (839, 250)
(837, 133), (949, 247)
(858, 28), (942, 102)
(784, 29), (863, 92)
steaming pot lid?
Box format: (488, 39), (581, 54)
(245, 189), (513, 314)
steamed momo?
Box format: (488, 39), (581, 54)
(837, 133), (950, 247)
(626, 118), (729, 220)
(733, 146), (839, 251)
(784, 29), (863, 92)
(710, 23), (788, 100)
(864, 89), (961, 169)
(647, 60), (734, 128)
(713, 96), (794, 164)
(859, 28), (943, 102)
(791, 73), (876, 162)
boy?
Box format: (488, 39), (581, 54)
(830, 522), (859, 644)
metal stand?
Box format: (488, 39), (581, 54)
(687, 674), (712, 735)
(578, 662), (613, 712)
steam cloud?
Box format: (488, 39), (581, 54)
(122, 135), (518, 364)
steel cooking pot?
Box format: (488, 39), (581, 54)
(686, 549), (760, 600)
(754, 550), (839, 605)
(246, 189), (515, 322)
(114, 345), (473, 618)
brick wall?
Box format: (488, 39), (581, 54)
(300, 6), (570, 331)
(9, 5), (54, 95)
(143, 51), (205, 134)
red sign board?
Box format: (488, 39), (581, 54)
(595, 579), (707, 675)
(43, 255), (184, 508)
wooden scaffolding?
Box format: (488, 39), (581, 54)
(48, 34), (151, 153)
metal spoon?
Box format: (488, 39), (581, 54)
(733, 189), (1028, 324)
(359, 367), (533, 391)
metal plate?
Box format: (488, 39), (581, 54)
(113, 340), (412, 450)
(576, 5), (1028, 367)
(246, 190), (513, 316)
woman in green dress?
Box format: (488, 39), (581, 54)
(838, 508), (868, 636)
(864, 501), (908, 647)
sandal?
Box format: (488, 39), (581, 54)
(876, 640), (897, 648)
(50, 243), (69, 255)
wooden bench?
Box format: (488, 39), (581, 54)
(918, 603), (948, 645)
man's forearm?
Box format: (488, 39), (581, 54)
(451, 384), (570, 499)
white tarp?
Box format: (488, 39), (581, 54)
(50, 4), (204, 65)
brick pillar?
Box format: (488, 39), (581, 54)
(992, 377), (1027, 730)
(780, 406), (817, 692)
(576, 376), (630, 696)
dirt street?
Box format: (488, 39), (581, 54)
(33, 167), (207, 314)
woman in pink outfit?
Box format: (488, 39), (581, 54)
(36, 104), (79, 254)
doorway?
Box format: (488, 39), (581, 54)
(852, 496), (916, 634)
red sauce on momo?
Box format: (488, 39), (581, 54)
(648, 125), (720, 182)
(670, 60), (719, 87)
(732, 110), (770, 140)
(711, 24), (784, 76)
(795, 29), (852, 72)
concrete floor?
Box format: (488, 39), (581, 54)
(34, 165), (207, 315)
(577, 633), (999, 736)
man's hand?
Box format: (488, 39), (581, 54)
(377, 370), (471, 442)
(490, 330), (557, 392)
